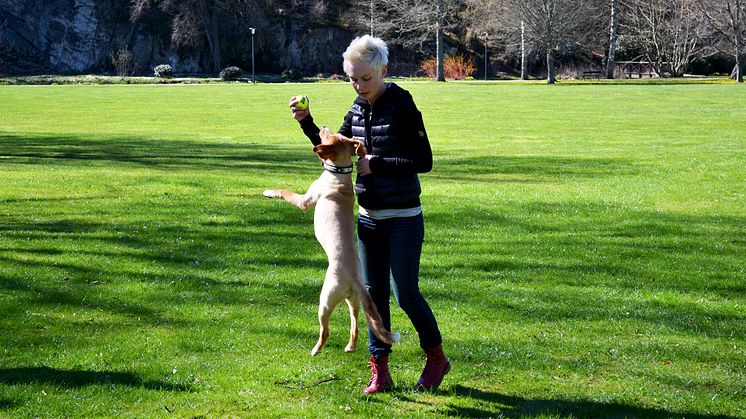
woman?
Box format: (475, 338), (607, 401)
(290, 35), (449, 394)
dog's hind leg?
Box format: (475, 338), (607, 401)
(344, 292), (359, 353)
(311, 307), (331, 356)
(311, 277), (345, 356)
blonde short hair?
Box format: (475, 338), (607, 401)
(342, 35), (389, 72)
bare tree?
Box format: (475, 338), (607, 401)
(348, 0), (464, 81)
(459, 0), (502, 79)
(196, 0), (221, 71)
(696, 0), (745, 82)
(501, 0), (595, 83)
(622, 0), (707, 77)
(308, 0), (330, 22)
(463, 1), (544, 80)
(112, 49), (138, 76)
(130, 0), (259, 72)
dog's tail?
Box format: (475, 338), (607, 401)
(355, 280), (401, 345)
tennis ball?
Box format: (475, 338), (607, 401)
(292, 95), (309, 109)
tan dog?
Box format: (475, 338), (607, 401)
(263, 128), (400, 356)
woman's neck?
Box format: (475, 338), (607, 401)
(367, 82), (387, 105)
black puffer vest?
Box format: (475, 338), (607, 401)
(347, 85), (424, 210)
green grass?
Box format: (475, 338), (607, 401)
(1, 81), (745, 418)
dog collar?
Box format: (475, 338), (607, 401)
(323, 161), (353, 174)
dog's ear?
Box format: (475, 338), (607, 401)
(319, 127), (331, 142)
(351, 140), (367, 157)
(313, 144), (336, 160)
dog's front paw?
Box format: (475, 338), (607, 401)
(263, 189), (280, 199)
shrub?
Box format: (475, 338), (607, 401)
(219, 66), (242, 81)
(112, 49), (136, 77)
(446, 55), (476, 80)
(153, 64), (173, 78)
(421, 58), (436, 79)
(282, 68), (303, 82)
(420, 55), (476, 80)
(558, 64), (602, 80)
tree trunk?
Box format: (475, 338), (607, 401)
(435, 1), (446, 81)
(546, 50), (556, 84)
(606, 0), (617, 79)
(521, 21), (528, 80)
(436, 21), (445, 81)
(198, 0), (221, 71)
(735, 2), (744, 83)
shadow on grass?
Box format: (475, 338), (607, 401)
(0, 132), (318, 173)
(423, 201), (746, 339)
(0, 367), (192, 392)
(0, 209), (326, 353)
(430, 154), (640, 183)
(0, 132), (328, 316)
(445, 385), (737, 418)
(0, 400), (16, 410)
(426, 200), (746, 296)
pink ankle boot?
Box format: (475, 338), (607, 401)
(416, 344), (450, 391)
(363, 355), (393, 394)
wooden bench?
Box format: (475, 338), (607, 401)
(624, 71), (655, 78)
(581, 70), (602, 80)
(616, 61), (663, 79)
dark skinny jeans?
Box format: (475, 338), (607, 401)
(357, 213), (442, 357)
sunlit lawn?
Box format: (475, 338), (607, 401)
(1, 81), (744, 417)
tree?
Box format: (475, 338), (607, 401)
(695, 0), (745, 82)
(459, 0), (502, 79)
(348, 0), (464, 81)
(112, 49), (138, 76)
(621, 0), (706, 77)
(129, 0), (260, 72)
(501, 0), (595, 83)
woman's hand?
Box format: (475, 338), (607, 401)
(289, 97), (310, 121)
(357, 155), (374, 176)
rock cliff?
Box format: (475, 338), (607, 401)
(0, 0), (353, 76)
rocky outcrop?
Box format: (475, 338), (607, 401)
(0, 0), (353, 76)
(1, 0), (122, 73)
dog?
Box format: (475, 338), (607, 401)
(263, 127), (400, 356)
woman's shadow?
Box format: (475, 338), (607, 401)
(443, 385), (738, 418)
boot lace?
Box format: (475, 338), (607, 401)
(368, 359), (380, 385)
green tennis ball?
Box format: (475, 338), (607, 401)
(292, 95), (309, 109)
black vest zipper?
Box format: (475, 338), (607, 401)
(364, 106), (372, 149)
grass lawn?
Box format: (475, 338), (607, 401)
(1, 81), (745, 418)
